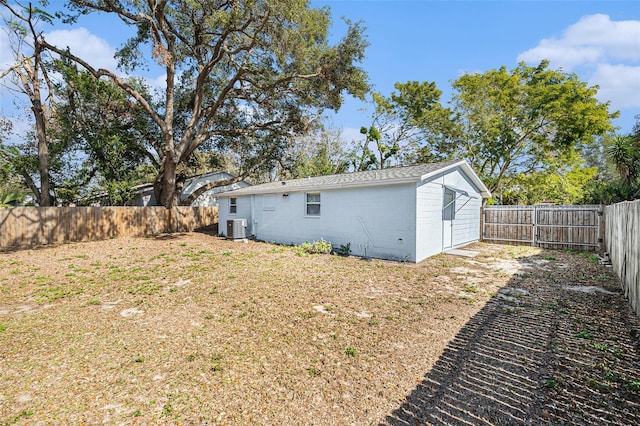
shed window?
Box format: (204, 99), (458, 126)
(443, 189), (456, 220)
(306, 193), (321, 216)
(229, 197), (237, 214)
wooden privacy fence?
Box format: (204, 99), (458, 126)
(606, 200), (640, 317)
(0, 206), (218, 250)
(482, 205), (604, 252)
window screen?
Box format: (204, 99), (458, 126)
(443, 189), (455, 220)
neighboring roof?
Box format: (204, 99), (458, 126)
(218, 160), (491, 198)
(130, 183), (155, 192)
(181, 170), (250, 198)
(130, 171), (252, 196)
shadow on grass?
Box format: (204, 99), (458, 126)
(383, 251), (640, 425)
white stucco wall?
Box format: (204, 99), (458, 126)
(220, 184), (418, 261)
(219, 165), (485, 263)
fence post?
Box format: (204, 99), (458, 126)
(532, 205), (537, 247)
(598, 205), (605, 254)
(480, 206), (485, 242)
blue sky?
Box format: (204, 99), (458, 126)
(1, 0), (639, 143)
(313, 0), (640, 138)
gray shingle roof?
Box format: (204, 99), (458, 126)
(219, 159), (490, 197)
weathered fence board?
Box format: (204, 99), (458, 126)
(606, 200), (640, 317)
(0, 206), (218, 250)
(482, 205), (604, 251)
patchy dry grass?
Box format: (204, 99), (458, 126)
(0, 234), (638, 424)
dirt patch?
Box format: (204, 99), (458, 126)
(0, 235), (638, 424)
(384, 248), (640, 425)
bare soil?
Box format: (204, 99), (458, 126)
(0, 233), (638, 425)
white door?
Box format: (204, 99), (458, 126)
(442, 188), (455, 250)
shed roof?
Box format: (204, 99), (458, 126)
(218, 160), (491, 198)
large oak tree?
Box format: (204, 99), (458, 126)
(45, 0), (368, 207)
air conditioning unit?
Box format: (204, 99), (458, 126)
(226, 219), (247, 240)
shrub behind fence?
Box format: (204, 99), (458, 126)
(0, 206), (219, 250)
(606, 200), (640, 317)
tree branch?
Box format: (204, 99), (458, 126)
(40, 40), (167, 135)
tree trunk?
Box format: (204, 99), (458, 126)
(26, 70), (51, 206)
(34, 109), (51, 206)
(179, 175), (246, 206)
(154, 156), (179, 208)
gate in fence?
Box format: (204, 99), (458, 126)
(482, 205), (604, 252)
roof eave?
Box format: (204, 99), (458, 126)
(217, 176), (421, 197)
(218, 160), (492, 199)
(419, 160), (491, 199)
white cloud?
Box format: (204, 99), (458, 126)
(518, 14), (640, 115)
(518, 14), (640, 70)
(590, 64), (640, 109)
(146, 74), (167, 90)
(44, 27), (118, 71)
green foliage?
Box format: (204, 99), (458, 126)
(500, 163), (598, 205)
(0, 2), (58, 205)
(576, 331), (593, 340)
(52, 64), (160, 205)
(0, 190), (25, 207)
(544, 379), (559, 389)
(299, 239), (332, 254)
(605, 134), (640, 184)
(55, 0), (370, 207)
(335, 243), (351, 257)
(440, 61), (613, 197)
(7, 410), (34, 424)
(584, 179), (640, 204)
(583, 122), (640, 203)
(352, 81), (453, 170)
(344, 347), (357, 357)
(625, 379), (640, 393)
(278, 127), (351, 179)
(2, 5), (158, 206)
(0, 134), (28, 206)
(353, 62), (613, 203)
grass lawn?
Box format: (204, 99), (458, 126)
(1, 233), (638, 424)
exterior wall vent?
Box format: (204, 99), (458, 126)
(227, 219), (247, 240)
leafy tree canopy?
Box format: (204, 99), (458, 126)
(584, 118), (640, 203)
(501, 165), (598, 205)
(352, 81), (454, 170)
(280, 126), (350, 178)
(349, 61), (615, 204)
(444, 60), (616, 198)
(52, 62), (161, 204)
(46, 0), (369, 207)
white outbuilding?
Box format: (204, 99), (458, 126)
(218, 160), (490, 262)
